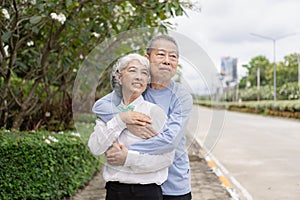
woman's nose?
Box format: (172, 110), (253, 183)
(135, 71), (142, 80)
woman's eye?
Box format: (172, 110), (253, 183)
(128, 67), (136, 72)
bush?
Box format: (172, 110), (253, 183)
(0, 131), (100, 200)
(194, 99), (300, 120)
(237, 82), (300, 101)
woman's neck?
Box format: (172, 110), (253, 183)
(122, 93), (139, 106)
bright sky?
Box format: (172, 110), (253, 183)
(171, 0), (300, 79)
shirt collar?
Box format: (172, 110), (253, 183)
(119, 95), (144, 111)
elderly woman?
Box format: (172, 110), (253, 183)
(88, 53), (174, 200)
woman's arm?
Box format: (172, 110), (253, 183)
(88, 116), (126, 156)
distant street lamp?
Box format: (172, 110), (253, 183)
(250, 32), (298, 102)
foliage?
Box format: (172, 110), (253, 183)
(236, 82), (300, 101)
(278, 82), (300, 100)
(0, 0), (198, 130)
(276, 53), (299, 85)
(195, 99), (300, 120)
(240, 55), (271, 89)
(238, 85), (273, 101)
(0, 130), (101, 199)
(238, 53), (300, 101)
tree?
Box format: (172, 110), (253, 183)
(276, 53), (299, 86)
(242, 55), (271, 88)
(0, 0), (199, 130)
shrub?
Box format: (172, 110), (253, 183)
(194, 99), (300, 120)
(0, 131), (100, 200)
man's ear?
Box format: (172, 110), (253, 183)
(144, 53), (149, 59)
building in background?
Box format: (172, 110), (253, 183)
(220, 56), (238, 85)
(220, 56), (239, 101)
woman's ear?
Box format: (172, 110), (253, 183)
(115, 73), (122, 85)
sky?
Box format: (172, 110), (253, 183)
(171, 0), (300, 82)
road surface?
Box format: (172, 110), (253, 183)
(187, 105), (300, 200)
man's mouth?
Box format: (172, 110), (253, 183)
(159, 67), (171, 72)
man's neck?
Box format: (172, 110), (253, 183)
(150, 81), (171, 90)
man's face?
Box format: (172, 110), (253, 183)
(146, 39), (179, 83)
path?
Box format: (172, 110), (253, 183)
(69, 136), (232, 200)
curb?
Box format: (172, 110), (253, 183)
(199, 149), (240, 200)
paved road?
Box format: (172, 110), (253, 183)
(189, 105), (300, 200)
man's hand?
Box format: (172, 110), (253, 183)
(105, 141), (128, 166)
(119, 111), (151, 126)
(127, 124), (158, 139)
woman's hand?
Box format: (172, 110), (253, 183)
(127, 124), (158, 139)
(119, 111), (151, 126)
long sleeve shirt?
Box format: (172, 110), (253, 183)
(93, 81), (193, 195)
(88, 96), (174, 185)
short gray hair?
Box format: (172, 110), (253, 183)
(146, 35), (179, 56)
(111, 53), (150, 97)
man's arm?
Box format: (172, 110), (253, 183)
(106, 143), (175, 173)
(93, 91), (155, 138)
(92, 91), (121, 122)
(125, 150), (175, 173)
(129, 92), (193, 154)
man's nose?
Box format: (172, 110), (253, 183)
(163, 54), (171, 65)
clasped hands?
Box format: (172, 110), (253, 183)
(106, 111), (158, 166)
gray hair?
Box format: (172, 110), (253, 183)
(111, 53), (150, 97)
(146, 35), (179, 56)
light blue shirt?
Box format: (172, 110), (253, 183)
(93, 81), (193, 195)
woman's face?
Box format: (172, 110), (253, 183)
(117, 59), (149, 98)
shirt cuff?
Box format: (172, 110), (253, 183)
(124, 150), (139, 167)
(107, 114), (126, 133)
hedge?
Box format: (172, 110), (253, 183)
(195, 100), (300, 120)
(0, 131), (100, 200)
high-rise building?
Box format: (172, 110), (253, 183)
(220, 56), (238, 84)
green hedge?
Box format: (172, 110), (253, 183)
(195, 100), (300, 119)
(0, 131), (100, 199)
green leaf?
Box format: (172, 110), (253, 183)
(30, 16), (42, 24)
(1, 32), (11, 42)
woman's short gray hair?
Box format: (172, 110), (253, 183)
(110, 53), (150, 97)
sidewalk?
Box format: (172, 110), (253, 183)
(70, 136), (232, 200)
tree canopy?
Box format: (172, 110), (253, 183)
(0, 0), (199, 130)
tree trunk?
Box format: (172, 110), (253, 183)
(12, 113), (24, 131)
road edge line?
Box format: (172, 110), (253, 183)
(199, 149), (247, 200)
